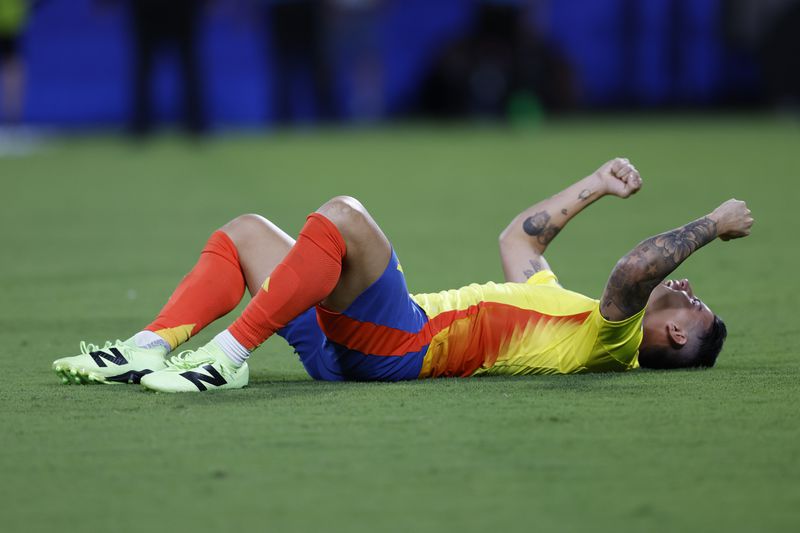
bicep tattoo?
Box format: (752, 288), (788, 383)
(522, 211), (561, 246)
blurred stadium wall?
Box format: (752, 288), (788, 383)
(11, 0), (800, 128)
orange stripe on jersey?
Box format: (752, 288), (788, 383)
(420, 305), (592, 378)
(316, 302), (591, 376)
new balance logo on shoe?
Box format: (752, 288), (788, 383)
(90, 347), (128, 368)
(180, 365), (227, 391)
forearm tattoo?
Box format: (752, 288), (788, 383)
(602, 217), (718, 316)
(523, 211), (561, 246)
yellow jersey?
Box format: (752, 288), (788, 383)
(411, 270), (644, 377)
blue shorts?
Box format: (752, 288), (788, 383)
(276, 250), (430, 381)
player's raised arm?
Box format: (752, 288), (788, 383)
(600, 199), (754, 321)
(500, 158), (642, 282)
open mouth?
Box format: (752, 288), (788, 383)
(664, 279), (688, 291)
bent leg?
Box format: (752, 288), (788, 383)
(316, 196), (392, 312)
(226, 195), (391, 351)
(220, 214), (295, 295)
(141, 198), (399, 391)
(145, 214), (293, 349)
(54, 213), (296, 387)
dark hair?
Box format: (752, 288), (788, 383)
(694, 314), (727, 368)
(638, 314), (727, 370)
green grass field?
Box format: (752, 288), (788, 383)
(2, 116), (799, 532)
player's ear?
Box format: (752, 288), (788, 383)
(666, 321), (688, 347)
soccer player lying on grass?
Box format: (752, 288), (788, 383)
(53, 158), (754, 392)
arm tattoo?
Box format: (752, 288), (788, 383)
(522, 211), (562, 246)
(523, 211), (549, 235)
(578, 189), (592, 201)
(523, 258), (546, 279)
(602, 217), (718, 317)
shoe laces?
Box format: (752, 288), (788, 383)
(79, 340), (131, 357)
(165, 348), (215, 370)
(165, 347), (239, 380)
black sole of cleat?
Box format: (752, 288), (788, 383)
(105, 369), (153, 384)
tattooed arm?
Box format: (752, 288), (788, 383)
(500, 158), (642, 282)
(600, 199), (754, 321)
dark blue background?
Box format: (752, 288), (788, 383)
(20, 0), (758, 126)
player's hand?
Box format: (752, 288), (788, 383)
(594, 158), (642, 199)
(709, 199), (754, 241)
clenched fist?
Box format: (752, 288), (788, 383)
(709, 199), (754, 241)
(594, 158), (642, 199)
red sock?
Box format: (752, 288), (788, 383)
(228, 213), (346, 350)
(145, 231), (246, 349)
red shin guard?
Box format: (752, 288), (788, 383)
(145, 231), (246, 349)
(228, 213), (346, 350)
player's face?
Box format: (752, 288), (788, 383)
(645, 279), (715, 331)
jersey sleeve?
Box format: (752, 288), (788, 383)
(586, 306), (645, 370)
(525, 270), (561, 287)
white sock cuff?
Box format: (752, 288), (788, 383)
(215, 330), (251, 367)
(132, 330), (171, 354)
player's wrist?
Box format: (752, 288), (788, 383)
(586, 172), (609, 197)
(706, 212), (724, 237)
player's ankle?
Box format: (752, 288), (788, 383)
(213, 330), (251, 368)
(130, 331), (171, 356)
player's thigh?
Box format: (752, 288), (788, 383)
(316, 196), (392, 312)
(220, 214), (295, 296)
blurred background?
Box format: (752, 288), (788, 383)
(0, 0), (798, 142)
(3, 3), (800, 532)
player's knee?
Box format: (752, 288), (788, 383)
(220, 213), (270, 244)
(317, 196), (369, 231)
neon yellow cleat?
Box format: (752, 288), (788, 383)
(140, 341), (248, 393)
(53, 340), (167, 385)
